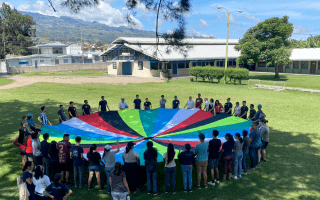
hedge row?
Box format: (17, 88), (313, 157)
(189, 66), (249, 84)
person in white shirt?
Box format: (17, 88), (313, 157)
(119, 98), (129, 110)
(163, 141), (176, 194)
(234, 102), (241, 117)
(203, 98), (210, 111)
(33, 165), (51, 199)
(184, 96), (194, 109)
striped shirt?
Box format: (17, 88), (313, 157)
(39, 112), (48, 125)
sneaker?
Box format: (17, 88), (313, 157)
(215, 180), (220, 184)
(173, 191), (176, 194)
(207, 182), (215, 186)
(241, 172), (247, 175)
(148, 192), (151, 195)
(189, 190), (192, 193)
(233, 176), (238, 179)
(184, 190), (187, 193)
(165, 191), (168, 194)
(204, 185), (208, 189)
(261, 159), (267, 162)
(239, 175), (242, 179)
(153, 192), (158, 195)
(197, 185), (201, 190)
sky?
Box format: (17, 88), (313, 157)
(2, 0), (320, 40)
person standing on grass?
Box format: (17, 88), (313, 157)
(122, 142), (140, 193)
(160, 95), (167, 108)
(248, 104), (256, 121)
(119, 98), (129, 110)
(224, 98), (233, 115)
(41, 133), (51, 177)
(239, 101), (248, 119)
(195, 131), (209, 189)
(22, 161), (36, 200)
(133, 95), (142, 110)
(203, 98), (210, 111)
(144, 98), (152, 111)
(43, 173), (73, 200)
(260, 119), (269, 162)
(214, 100), (223, 114)
(208, 99), (215, 115)
(103, 141), (120, 193)
(254, 104), (266, 122)
(33, 165), (51, 199)
(195, 94), (203, 109)
(87, 144), (103, 191)
(22, 115), (34, 136)
(178, 143), (194, 193)
(234, 102), (241, 117)
(27, 114), (41, 133)
(242, 130), (250, 175)
(32, 132), (42, 167)
(207, 130), (221, 186)
(221, 133), (234, 181)
(144, 141), (158, 195)
(184, 96), (194, 109)
(71, 136), (86, 188)
(13, 125), (29, 165)
(48, 141), (59, 181)
(99, 96), (110, 112)
(58, 134), (72, 185)
(233, 133), (244, 179)
(110, 162), (130, 200)
(82, 100), (92, 115)
(249, 121), (261, 170)
(172, 96), (180, 109)
(58, 105), (67, 124)
(163, 142), (176, 194)
(38, 106), (52, 126)
(68, 102), (79, 119)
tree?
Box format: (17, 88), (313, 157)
(95, 41), (103, 47)
(235, 16), (293, 78)
(0, 3), (36, 59)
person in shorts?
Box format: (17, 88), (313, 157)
(58, 134), (72, 185)
(207, 130), (221, 186)
(87, 144), (103, 191)
(195, 132), (209, 189)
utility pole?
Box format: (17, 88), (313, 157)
(81, 29), (84, 64)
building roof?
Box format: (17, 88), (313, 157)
(289, 48), (320, 61)
(28, 43), (68, 49)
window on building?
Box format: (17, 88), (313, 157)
(40, 60), (44, 63)
(228, 61), (233, 66)
(166, 63), (172, 69)
(178, 63), (185, 68)
(64, 59), (69, 64)
(285, 64), (291, 69)
(150, 62), (158, 70)
(192, 62), (197, 67)
(53, 48), (63, 54)
(233, 61), (237, 66)
(138, 61), (143, 70)
(219, 61), (224, 67)
(197, 62), (202, 66)
(186, 63), (189, 68)
(293, 61), (299, 69)
(301, 61), (308, 69)
(113, 62), (117, 69)
(209, 62), (214, 66)
(95, 56), (100, 61)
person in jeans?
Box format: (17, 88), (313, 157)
(103, 141), (120, 193)
(208, 130), (221, 186)
(242, 130), (250, 175)
(143, 141), (158, 195)
(195, 132), (209, 189)
(122, 142), (140, 193)
(87, 144), (103, 191)
(48, 141), (60, 181)
(260, 118), (270, 162)
(41, 133), (51, 177)
(249, 121), (261, 170)
(163, 142), (176, 194)
(70, 136), (85, 188)
(233, 133), (244, 179)
(221, 133), (234, 181)
(178, 143), (194, 193)
(110, 162), (130, 200)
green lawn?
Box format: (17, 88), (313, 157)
(0, 78), (14, 86)
(1, 75), (320, 200)
(15, 70), (108, 77)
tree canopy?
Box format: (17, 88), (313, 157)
(235, 16), (293, 78)
(289, 35), (320, 48)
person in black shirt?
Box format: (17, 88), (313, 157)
(98, 96), (110, 112)
(41, 133), (51, 177)
(87, 144), (103, 191)
(224, 98), (233, 115)
(82, 100), (92, 115)
(143, 141), (158, 195)
(133, 95), (142, 109)
(208, 130), (221, 186)
(68, 102), (79, 119)
(44, 173), (73, 200)
(240, 101), (248, 119)
(144, 98), (152, 110)
(248, 104), (256, 121)
(172, 96), (180, 109)
(178, 143), (195, 192)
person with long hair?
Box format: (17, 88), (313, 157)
(13, 126), (28, 165)
(43, 173), (72, 200)
(22, 161), (36, 200)
(143, 141), (158, 195)
(233, 133), (244, 179)
(87, 144), (103, 191)
(221, 133), (234, 181)
(242, 130), (250, 175)
(163, 141), (176, 194)
(33, 166), (51, 199)
(260, 118), (269, 162)
(102, 141), (120, 193)
(48, 141), (59, 181)
(178, 143), (194, 193)
(214, 100), (223, 114)
(110, 162), (130, 200)
(234, 102), (241, 117)
(122, 141), (140, 193)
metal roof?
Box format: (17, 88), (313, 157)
(28, 43), (68, 49)
(289, 48), (320, 61)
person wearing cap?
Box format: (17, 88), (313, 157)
(248, 121), (261, 170)
(82, 100), (92, 115)
(99, 96), (110, 112)
(44, 173), (73, 200)
(184, 96), (194, 109)
(160, 95), (167, 108)
(103, 141), (120, 193)
(260, 119), (269, 162)
(71, 136), (85, 188)
(195, 131), (209, 189)
(254, 104), (266, 122)
(119, 98), (129, 110)
(144, 98), (152, 111)
(122, 141), (140, 193)
(207, 130), (221, 186)
(144, 141), (158, 195)
(38, 106), (52, 126)
(68, 102), (79, 119)
(248, 104), (256, 121)
(133, 95), (142, 110)
(195, 94), (203, 109)
(33, 165), (51, 199)
(172, 96), (180, 109)
(22, 161), (36, 200)
(27, 114), (41, 132)
(58, 105), (68, 124)
(178, 143), (195, 193)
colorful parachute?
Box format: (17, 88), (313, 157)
(41, 108), (252, 165)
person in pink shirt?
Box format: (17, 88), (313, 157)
(214, 100), (223, 114)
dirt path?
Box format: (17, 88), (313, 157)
(0, 75), (164, 90)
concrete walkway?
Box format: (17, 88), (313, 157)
(254, 84), (320, 93)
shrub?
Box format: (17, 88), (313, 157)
(225, 67), (249, 84)
(189, 66), (225, 82)
(189, 67), (202, 81)
(161, 68), (172, 82)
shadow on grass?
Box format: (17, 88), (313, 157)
(1, 100), (320, 200)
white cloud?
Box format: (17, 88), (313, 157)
(244, 15), (260, 24)
(136, 1), (149, 13)
(198, 19), (209, 28)
(293, 25), (309, 35)
(17, 4), (31, 11)
(188, 26), (210, 37)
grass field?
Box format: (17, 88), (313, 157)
(14, 69), (108, 77)
(0, 73), (320, 200)
(0, 78), (14, 86)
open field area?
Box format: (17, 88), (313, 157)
(0, 73), (320, 200)
(0, 78), (14, 86)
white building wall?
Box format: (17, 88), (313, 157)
(66, 46), (82, 55)
(40, 47), (52, 55)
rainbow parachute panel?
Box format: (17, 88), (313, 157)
(41, 108), (252, 165)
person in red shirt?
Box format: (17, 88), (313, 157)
(13, 127), (28, 165)
(58, 134), (72, 185)
(195, 94), (203, 109)
(214, 100), (223, 114)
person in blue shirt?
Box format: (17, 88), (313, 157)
(249, 121), (261, 170)
(38, 106), (52, 126)
(195, 131), (209, 189)
(254, 104), (266, 122)
(178, 143), (195, 193)
(27, 114), (41, 132)
(160, 95), (166, 108)
(44, 173), (73, 200)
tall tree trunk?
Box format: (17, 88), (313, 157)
(275, 65), (280, 78)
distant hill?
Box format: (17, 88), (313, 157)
(18, 11), (156, 43)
